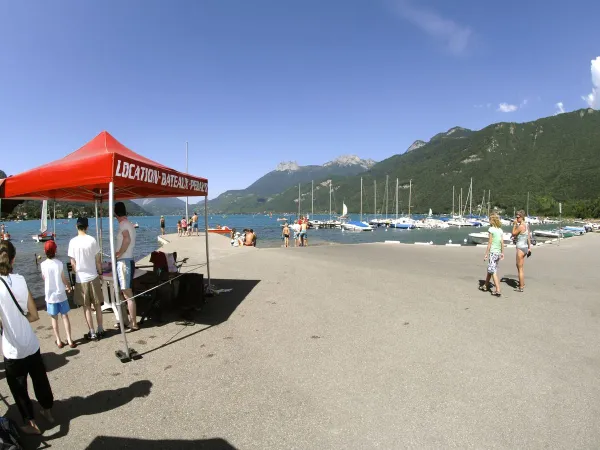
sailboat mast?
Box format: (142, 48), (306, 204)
(329, 181), (332, 221)
(460, 188), (463, 216)
(298, 184), (301, 218)
(385, 175), (389, 219)
(487, 190), (491, 217)
(469, 177), (473, 216)
(452, 186), (455, 216)
(374, 180), (377, 219)
(395, 178), (399, 220)
(53, 201), (56, 237)
(360, 177), (363, 222)
(526, 191), (530, 217)
(311, 180), (314, 218)
(408, 179), (412, 218)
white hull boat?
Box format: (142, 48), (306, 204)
(341, 221), (374, 231)
(469, 231), (513, 245)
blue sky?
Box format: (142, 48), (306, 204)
(0, 0), (598, 198)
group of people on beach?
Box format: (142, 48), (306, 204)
(230, 228), (257, 247)
(0, 202), (138, 435)
(480, 210), (532, 296)
(175, 212), (199, 237)
(281, 217), (309, 248)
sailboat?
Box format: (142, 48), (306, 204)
(32, 200), (55, 242)
(341, 181), (373, 231)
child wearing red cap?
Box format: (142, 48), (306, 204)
(40, 241), (76, 349)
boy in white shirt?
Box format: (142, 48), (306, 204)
(40, 241), (76, 348)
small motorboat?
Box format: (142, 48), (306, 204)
(134, 223), (140, 229)
(533, 229), (575, 239)
(208, 226), (232, 234)
(341, 221), (374, 231)
(468, 232), (513, 245)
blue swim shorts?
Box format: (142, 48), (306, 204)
(117, 259), (135, 291)
(47, 300), (71, 316)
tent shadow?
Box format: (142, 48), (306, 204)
(85, 436), (237, 449)
(7, 380), (153, 446)
(0, 350), (79, 383)
(138, 278), (260, 357)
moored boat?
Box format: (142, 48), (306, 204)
(341, 221), (374, 231)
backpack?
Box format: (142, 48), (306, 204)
(0, 417), (22, 450)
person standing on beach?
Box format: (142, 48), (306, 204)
(300, 219), (308, 247)
(177, 219), (182, 236)
(480, 214), (504, 296)
(511, 210), (531, 292)
(40, 241), (76, 348)
(191, 212), (199, 236)
(114, 202), (138, 331)
(292, 222), (301, 247)
(160, 215), (165, 236)
(0, 240), (55, 435)
(180, 216), (188, 236)
(68, 217), (105, 340)
(282, 223), (290, 247)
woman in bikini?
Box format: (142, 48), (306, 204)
(511, 210), (531, 292)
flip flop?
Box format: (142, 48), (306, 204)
(514, 287), (524, 292)
(56, 340), (65, 349)
(68, 341), (77, 348)
(492, 292), (502, 297)
(478, 285), (489, 292)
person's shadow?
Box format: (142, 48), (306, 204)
(10, 380), (152, 446)
(500, 277), (519, 288)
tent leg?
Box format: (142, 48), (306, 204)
(108, 182), (137, 362)
(204, 197), (212, 294)
(95, 200), (100, 245)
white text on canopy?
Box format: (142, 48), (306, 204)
(115, 160), (207, 192)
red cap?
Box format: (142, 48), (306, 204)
(44, 240), (57, 256)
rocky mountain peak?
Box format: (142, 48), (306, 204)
(323, 155), (376, 169)
(275, 161), (300, 172)
(406, 140), (427, 153)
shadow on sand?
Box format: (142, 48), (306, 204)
(6, 380), (153, 447)
(86, 436), (237, 449)
(500, 277), (519, 289)
(139, 278), (260, 356)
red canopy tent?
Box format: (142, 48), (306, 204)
(1, 131), (207, 201)
(1, 131), (210, 361)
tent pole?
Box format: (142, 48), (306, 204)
(95, 199), (100, 244)
(204, 196), (211, 291)
(108, 182), (131, 360)
(52, 201), (56, 238)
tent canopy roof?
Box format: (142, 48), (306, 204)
(0, 131), (208, 201)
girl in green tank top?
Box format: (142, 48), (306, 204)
(480, 214), (504, 296)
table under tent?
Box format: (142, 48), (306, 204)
(0, 131), (209, 361)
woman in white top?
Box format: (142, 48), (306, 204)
(0, 241), (54, 435)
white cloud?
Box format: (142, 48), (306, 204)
(582, 56), (600, 108)
(497, 103), (518, 113)
(554, 102), (565, 115)
(392, 0), (472, 56)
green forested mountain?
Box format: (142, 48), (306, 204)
(211, 109), (600, 216)
(4, 199), (148, 220)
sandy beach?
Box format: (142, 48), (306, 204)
(2, 232), (599, 449)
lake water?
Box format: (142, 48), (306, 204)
(3, 214), (558, 298)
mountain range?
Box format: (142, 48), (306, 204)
(208, 108), (600, 216)
(207, 155), (376, 212)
